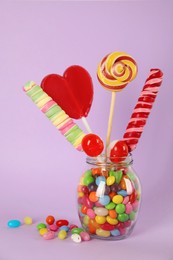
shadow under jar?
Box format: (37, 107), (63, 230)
(77, 154), (141, 240)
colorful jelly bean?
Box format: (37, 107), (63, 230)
(24, 217), (33, 225)
(71, 234), (81, 243)
(58, 230), (67, 240)
(80, 231), (91, 241)
(43, 231), (55, 240)
(7, 220), (21, 228)
(96, 228), (111, 238)
(37, 223), (47, 230)
(46, 215), (55, 225)
(94, 207), (108, 216)
(56, 219), (69, 227)
(49, 224), (59, 232)
(39, 228), (48, 236)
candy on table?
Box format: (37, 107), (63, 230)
(71, 234), (82, 243)
(41, 65), (93, 133)
(58, 230), (67, 240)
(24, 216), (33, 225)
(123, 68), (163, 151)
(43, 231), (55, 240)
(39, 228), (49, 236)
(23, 81), (86, 151)
(46, 215), (55, 225)
(37, 223), (47, 230)
(7, 220), (21, 228)
(97, 52), (138, 152)
(56, 219), (69, 227)
(81, 133), (104, 157)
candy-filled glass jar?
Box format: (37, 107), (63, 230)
(77, 154), (141, 240)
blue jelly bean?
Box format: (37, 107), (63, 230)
(7, 220), (21, 228)
(59, 225), (69, 232)
(111, 229), (120, 236)
(96, 176), (106, 186)
(117, 190), (128, 196)
(99, 195), (110, 206)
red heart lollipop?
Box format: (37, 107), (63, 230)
(41, 66), (93, 119)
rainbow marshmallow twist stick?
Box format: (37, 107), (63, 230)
(123, 69), (163, 151)
(23, 81), (86, 151)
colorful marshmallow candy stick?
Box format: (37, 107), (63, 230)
(123, 68), (163, 152)
(23, 81), (86, 151)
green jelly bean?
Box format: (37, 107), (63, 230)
(118, 213), (129, 222)
(115, 170), (123, 184)
(37, 223), (47, 230)
(105, 202), (116, 210)
(83, 175), (94, 186)
(84, 170), (92, 177)
(71, 228), (83, 235)
(115, 204), (125, 214)
(127, 172), (136, 181)
(109, 170), (116, 177)
(129, 211), (136, 221)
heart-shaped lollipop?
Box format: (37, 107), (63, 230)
(41, 65), (93, 120)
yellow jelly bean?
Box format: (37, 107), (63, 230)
(58, 230), (67, 240)
(112, 195), (123, 204)
(106, 176), (115, 186)
(106, 216), (118, 225)
(24, 216), (33, 225)
(95, 216), (106, 224)
(83, 215), (90, 226)
(96, 228), (111, 237)
(39, 228), (48, 236)
(78, 192), (84, 198)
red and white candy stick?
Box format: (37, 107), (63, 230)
(123, 68), (163, 152)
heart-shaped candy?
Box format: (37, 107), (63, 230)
(41, 66), (93, 119)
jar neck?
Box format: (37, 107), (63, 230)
(86, 154), (133, 167)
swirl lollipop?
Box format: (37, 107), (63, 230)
(97, 52), (138, 151)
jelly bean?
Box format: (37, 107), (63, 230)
(115, 170), (123, 184)
(123, 220), (131, 227)
(69, 224), (78, 230)
(71, 234), (81, 243)
(100, 222), (116, 231)
(88, 182), (97, 192)
(106, 176), (115, 186)
(7, 220), (21, 228)
(96, 176), (106, 186)
(95, 201), (104, 207)
(117, 190), (128, 196)
(109, 192), (116, 199)
(81, 205), (88, 214)
(91, 168), (102, 176)
(102, 170), (109, 178)
(108, 210), (117, 219)
(105, 202), (116, 210)
(89, 191), (98, 202)
(49, 224), (59, 232)
(24, 217), (33, 225)
(81, 185), (89, 194)
(56, 219), (69, 227)
(111, 229), (120, 236)
(37, 223), (47, 230)
(119, 227), (126, 235)
(77, 184), (83, 192)
(95, 216), (106, 224)
(78, 192), (84, 198)
(123, 196), (129, 204)
(59, 225), (69, 232)
(83, 195), (94, 208)
(129, 211), (136, 221)
(109, 170), (116, 177)
(83, 175), (94, 186)
(119, 178), (127, 190)
(83, 215), (90, 226)
(46, 215), (55, 225)
(132, 200), (139, 211)
(111, 183), (120, 192)
(115, 204), (126, 214)
(80, 231), (91, 241)
(58, 230), (67, 240)
(39, 228), (48, 236)
(112, 195), (123, 204)
(118, 213), (129, 222)
(71, 227), (83, 235)
(94, 207), (108, 216)
(87, 209), (95, 219)
(125, 178), (134, 195)
(104, 185), (111, 195)
(106, 216), (118, 225)
(125, 203), (133, 214)
(43, 231), (55, 240)
(84, 170), (92, 177)
(129, 191), (136, 203)
(96, 228), (111, 237)
(99, 195), (110, 206)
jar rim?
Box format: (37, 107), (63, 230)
(86, 153), (133, 166)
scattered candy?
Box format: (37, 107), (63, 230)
(39, 228), (48, 236)
(58, 230), (67, 240)
(80, 231), (91, 241)
(37, 223), (47, 230)
(43, 231), (55, 240)
(71, 234), (82, 243)
(24, 216), (33, 225)
(56, 219), (69, 227)
(7, 220), (21, 228)
(49, 224), (59, 232)
(46, 215), (55, 225)
(82, 134), (104, 157)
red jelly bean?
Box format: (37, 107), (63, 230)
(100, 222), (117, 231)
(129, 191), (136, 204)
(81, 186), (89, 194)
(82, 195), (94, 208)
(46, 215), (55, 225)
(56, 219), (69, 227)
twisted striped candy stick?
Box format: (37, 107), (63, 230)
(23, 81), (86, 151)
(123, 69), (163, 151)
(97, 52), (138, 92)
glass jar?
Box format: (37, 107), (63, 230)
(77, 154), (141, 240)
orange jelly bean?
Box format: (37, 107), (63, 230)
(109, 210), (117, 219)
(89, 191), (98, 202)
(81, 205), (88, 214)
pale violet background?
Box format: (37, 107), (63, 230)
(0, 1), (173, 260)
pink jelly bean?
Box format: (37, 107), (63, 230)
(119, 228), (126, 236)
(49, 224), (59, 232)
(123, 196), (129, 204)
(125, 203), (133, 214)
(87, 209), (95, 219)
(80, 231), (91, 241)
(132, 200), (139, 211)
(94, 201), (103, 207)
(83, 196), (94, 208)
(123, 220), (131, 228)
(43, 231), (55, 240)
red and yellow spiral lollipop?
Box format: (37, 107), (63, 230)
(97, 52), (138, 92)
(97, 52), (138, 151)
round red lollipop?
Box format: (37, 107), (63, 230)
(41, 65), (93, 119)
(110, 140), (129, 163)
(82, 134), (104, 157)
